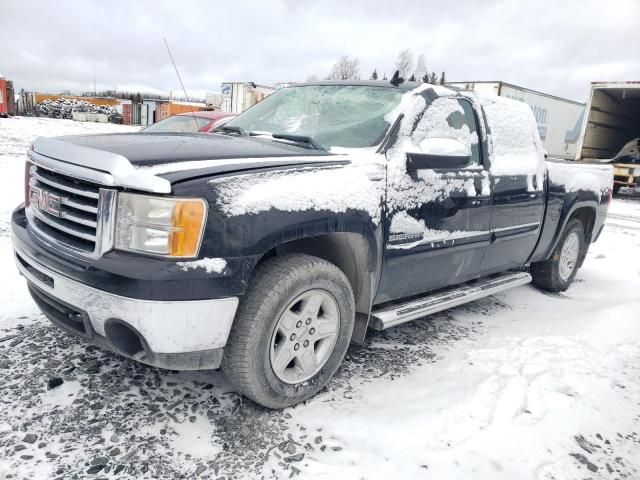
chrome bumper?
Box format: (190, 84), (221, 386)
(13, 244), (239, 370)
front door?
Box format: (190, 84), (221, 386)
(375, 95), (493, 303)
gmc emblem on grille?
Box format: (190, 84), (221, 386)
(29, 186), (66, 218)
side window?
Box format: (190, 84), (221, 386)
(411, 97), (481, 165)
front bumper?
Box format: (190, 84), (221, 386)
(13, 243), (238, 370)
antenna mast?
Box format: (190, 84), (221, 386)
(163, 37), (199, 129)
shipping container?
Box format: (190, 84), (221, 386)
(157, 101), (206, 121)
(220, 82), (275, 113)
(0, 76), (16, 116)
(575, 82), (640, 161)
(448, 81), (585, 159)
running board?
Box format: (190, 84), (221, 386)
(370, 271), (532, 330)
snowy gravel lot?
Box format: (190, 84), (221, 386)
(0, 117), (639, 479)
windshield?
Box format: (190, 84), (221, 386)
(143, 115), (213, 133)
(224, 85), (403, 149)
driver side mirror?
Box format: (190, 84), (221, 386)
(406, 137), (472, 171)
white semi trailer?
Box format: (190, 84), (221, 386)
(576, 82), (640, 192)
(220, 82), (275, 113)
(448, 81), (585, 159)
(576, 82), (640, 161)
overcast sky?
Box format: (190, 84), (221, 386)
(1, 0), (638, 102)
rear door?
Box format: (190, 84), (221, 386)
(375, 96), (493, 303)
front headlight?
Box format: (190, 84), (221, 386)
(115, 193), (207, 258)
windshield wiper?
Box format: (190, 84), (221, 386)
(216, 125), (246, 136)
(272, 133), (325, 151)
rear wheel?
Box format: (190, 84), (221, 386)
(613, 184), (622, 194)
(222, 254), (354, 409)
(531, 218), (585, 292)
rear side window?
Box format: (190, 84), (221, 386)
(479, 94), (545, 173)
(411, 97), (481, 165)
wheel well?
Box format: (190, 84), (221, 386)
(257, 233), (374, 314)
(569, 207), (596, 243)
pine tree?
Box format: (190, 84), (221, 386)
(371, 69), (378, 80)
(422, 72), (429, 83)
(382, 72), (388, 80)
(439, 71), (446, 85)
(428, 72), (438, 85)
(409, 74), (416, 82)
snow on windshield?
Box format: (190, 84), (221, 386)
(226, 86), (403, 149)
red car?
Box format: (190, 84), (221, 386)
(142, 111), (236, 133)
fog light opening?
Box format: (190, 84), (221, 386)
(104, 320), (146, 357)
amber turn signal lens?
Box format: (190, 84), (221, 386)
(169, 200), (207, 257)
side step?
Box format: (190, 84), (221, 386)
(370, 271), (532, 330)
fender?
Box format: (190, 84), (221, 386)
(529, 187), (602, 263)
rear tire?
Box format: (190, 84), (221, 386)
(613, 184), (622, 194)
(221, 254), (355, 409)
(531, 218), (585, 292)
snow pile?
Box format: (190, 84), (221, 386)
(479, 94), (546, 191)
(211, 156), (386, 224)
(176, 257), (227, 274)
(548, 161), (613, 199)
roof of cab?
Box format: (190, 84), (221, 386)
(291, 80), (424, 91)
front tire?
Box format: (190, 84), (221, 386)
(222, 254), (355, 409)
(531, 218), (585, 292)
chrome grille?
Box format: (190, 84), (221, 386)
(26, 163), (116, 258)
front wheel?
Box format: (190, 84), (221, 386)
(221, 254), (355, 409)
(531, 218), (585, 292)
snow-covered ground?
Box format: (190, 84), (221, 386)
(0, 117), (639, 479)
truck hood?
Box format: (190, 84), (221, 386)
(30, 133), (347, 193)
(57, 132), (332, 166)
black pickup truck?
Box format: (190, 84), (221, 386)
(11, 80), (613, 408)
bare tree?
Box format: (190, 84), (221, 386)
(394, 49), (413, 79)
(414, 54), (427, 82)
(327, 55), (360, 80)
(306, 74), (320, 82)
